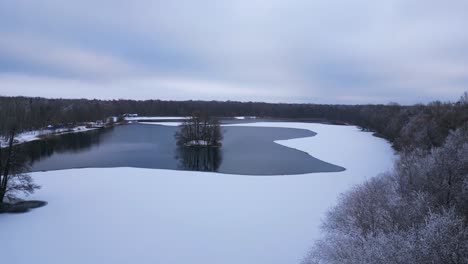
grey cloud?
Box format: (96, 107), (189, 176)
(0, 0), (467, 103)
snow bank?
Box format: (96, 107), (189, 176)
(124, 116), (188, 121)
(234, 116), (257, 120)
(129, 116), (255, 121)
(0, 126), (98, 147)
(140, 121), (182, 126)
(0, 122), (395, 264)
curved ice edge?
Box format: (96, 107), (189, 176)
(274, 137), (346, 173)
(131, 121), (349, 175)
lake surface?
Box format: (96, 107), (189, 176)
(23, 123), (344, 175)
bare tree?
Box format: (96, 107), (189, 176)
(0, 128), (39, 203)
(175, 112), (223, 147)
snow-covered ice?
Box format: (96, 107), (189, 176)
(127, 116), (255, 121)
(234, 116), (257, 120)
(140, 121), (182, 126)
(124, 116), (188, 121)
(0, 122), (395, 264)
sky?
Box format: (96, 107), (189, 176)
(0, 0), (467, 104)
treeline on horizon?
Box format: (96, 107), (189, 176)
(1, 93), (467, 151)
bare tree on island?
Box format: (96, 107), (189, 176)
(175, 112), (223, 147)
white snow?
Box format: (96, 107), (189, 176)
(0, 122), (395, 264)
(128, 116), (255, 121)
(0, 126), (98, 147)
(124, 116), (188, 121)
(139, 121), (182, 126)
(234, 116), (257, 120)
(185, 140), (210, 146)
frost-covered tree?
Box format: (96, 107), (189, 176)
(394, 125), (468, 218)
(303, 124), (468, 264)
(304, 210), (467, 264)
(460, 92), (468, 105)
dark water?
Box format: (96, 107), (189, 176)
(22, 123), (344, 175)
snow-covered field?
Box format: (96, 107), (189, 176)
(0, 122), (395, 264)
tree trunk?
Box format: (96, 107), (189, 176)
(0, 129), (15, 203)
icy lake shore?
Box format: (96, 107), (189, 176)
(0, 122), (395, 264)
(0, 126), (98, 148)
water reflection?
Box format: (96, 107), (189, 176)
(21, 128), (111, 164)
(175, 147), (222, 172)
(24, 124), (345, 175)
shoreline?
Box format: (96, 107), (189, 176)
(0, 123), (126, 148)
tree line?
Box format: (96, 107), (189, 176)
(1, 94), (467, 152)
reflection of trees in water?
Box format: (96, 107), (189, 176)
(21, 128), (112, 164)
(176, 147), (222, 172)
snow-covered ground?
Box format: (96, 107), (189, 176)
(0, 122), (395, 264)
(185, 140), (211, 146)
(0, 126), (98, 147)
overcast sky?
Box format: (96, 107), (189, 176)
(0, 0), (467, 104)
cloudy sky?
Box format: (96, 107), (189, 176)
(0, 0), (467, 104)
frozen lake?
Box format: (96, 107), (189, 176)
(25, 123), (344, 175)
(1, 122), (395, 264)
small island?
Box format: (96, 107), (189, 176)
(175, 112), (223, 147)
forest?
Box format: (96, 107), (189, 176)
(303, 124), (468, 263)
(1, 93), (467, 152)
